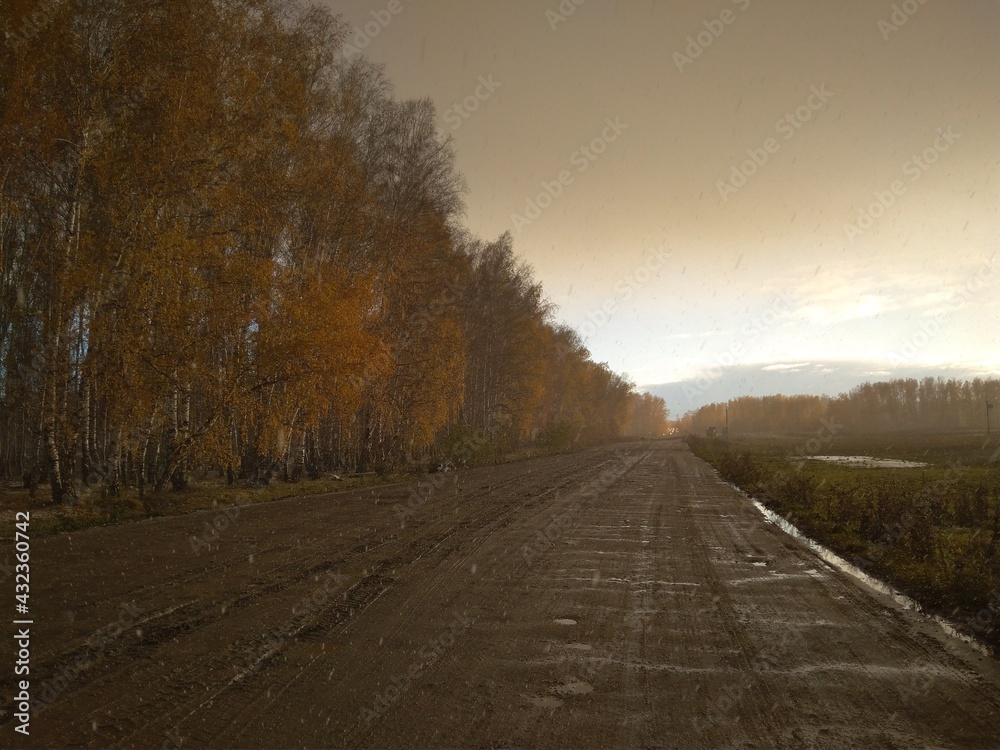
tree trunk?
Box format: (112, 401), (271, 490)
(79, 372), (91, 482)
(170, 388), (191, 491)
(285, 425), (306, 482)
(104, 426), (122, 497)
(43, 332), (75, 504)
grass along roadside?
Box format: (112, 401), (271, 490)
(686, 433), (1000, 653)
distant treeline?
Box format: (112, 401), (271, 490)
(0, 0), (667, 499)
(680, 377), (1000, 435)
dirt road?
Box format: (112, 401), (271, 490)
(5, 440), (1000, 748)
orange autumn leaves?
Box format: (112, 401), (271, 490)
(0, 0), (668, 499)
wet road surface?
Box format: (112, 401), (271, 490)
(6, 440), (1000, 748)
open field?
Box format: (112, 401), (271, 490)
(686, 432), (1000, 652)
(700, 431), (1000, 468)
(3, 440), (1000, 748)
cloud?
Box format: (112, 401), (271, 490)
(761, 363), (811, 372)
(662, 330), (726, 341)
(764, 261), (994, 328)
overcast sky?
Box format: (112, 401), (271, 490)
(323, 0), (1000, 408)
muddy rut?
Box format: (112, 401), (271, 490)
(4, 441), (1000, 748)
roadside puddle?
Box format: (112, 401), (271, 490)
(808, 455), (928, 469)
(749, 497), (991, 656)
(554, 618), (577, 626)
(751, 499), (921, 609)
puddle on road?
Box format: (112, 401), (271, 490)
(603, 577), (701, 587)
(562, 643), (592, 651)
(566, 550), (629, 556)
(729, 572), (815, 586)
(529, 695), (563, 709)
(750, 498), (991, 656)
(552, 678), (594, 696)
(808, 455), (928, 469)
(554, 618), (577, 626)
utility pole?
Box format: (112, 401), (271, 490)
(988, 399), (994, 435)
(725, 403), (730, 438)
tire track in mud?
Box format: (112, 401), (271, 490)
(246, 448), (648, 748)
(32, 470), (518, 660)
(234, 451), (648, 749)
(686, 461), (928, 745)
(14, 441), (1000, 749)
(5, 469), (507, 744)
(685, 449), (1000, 747)
(27, 447), (621, 748)
(25, 500), (409, 670)
(611, 467), (658, 749)
(673, 471), (783, 743)
(436, 449), (653, 748)
(163, 465), (599, 748)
